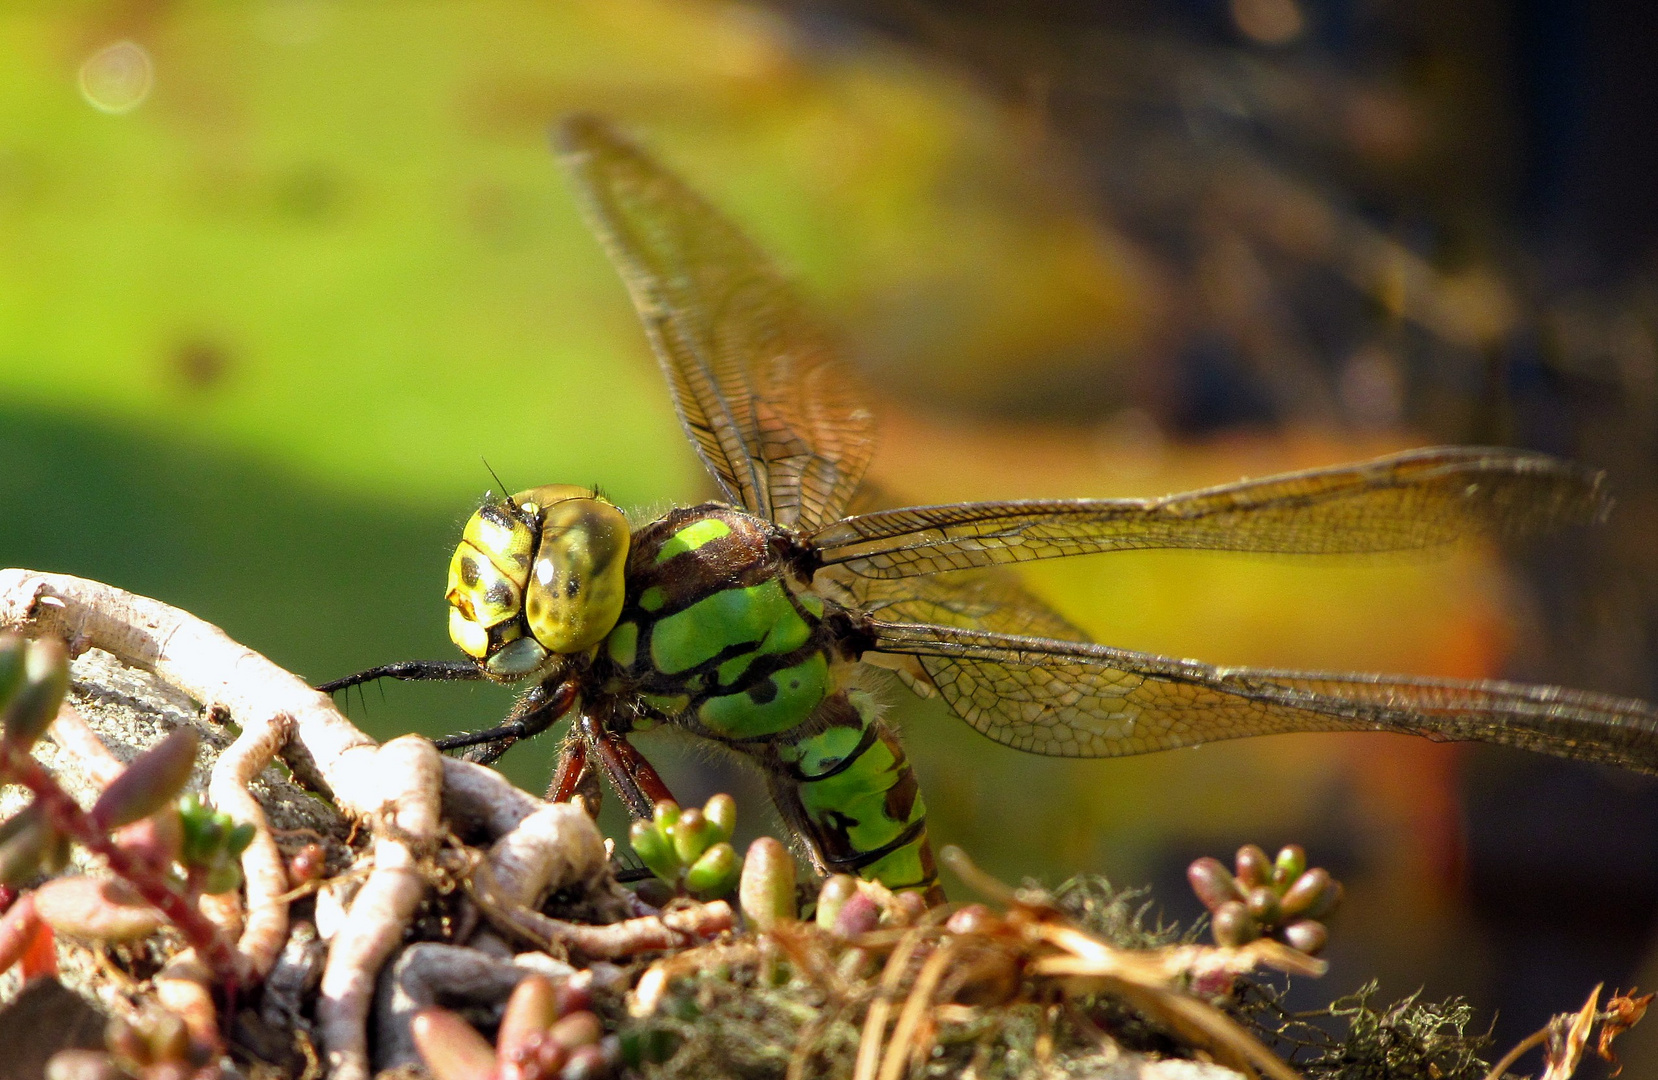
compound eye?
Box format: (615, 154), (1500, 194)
(520, 493), (631, 654)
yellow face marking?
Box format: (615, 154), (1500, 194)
(462, 503), (534, 573)
(448, 606), (489, 659)
(446, 500), (537, 661)
(446, 540), (525, 629)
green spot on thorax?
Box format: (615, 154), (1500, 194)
(649, 580), (810, 676)
(654, 517), (733, 564)
(642, 693), (690, 717)
(697, 653), (828, 738)
(717, 652), (754, 688)
(606, 621), (638, 669)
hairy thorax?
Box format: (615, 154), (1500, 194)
(599, 505), (846, 743)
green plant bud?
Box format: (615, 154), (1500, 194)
(2, 637), (68, 751)
(651, 800), (681, 832)
(737, 836), (796, 930)
(0, 635), (26, 708)
(1211, 900), (1259, 948)
(1245, 885), (1281, 927)
(0, 802), (54, 886)
(702, 793), (737, 842)
(177, 795), (218, 866)
(1272, 844), (1307, 889)
(91, 728), (199, 831)
(1281, 919), (1328, 955)
(1187, 857), (1243, 911)
(1279, 867), (1337, 918)
(814, 874), (859, 930)
(670, 808), (717, 864)
(185, 805), (246, 870)
(226, 821), (257, 857)
(35, 876), (164, 943)
(1233, 844), (1271, 889)
(683, 841), (739, 900)
(629, 819), (681, 884)
(202, 858), (243, 895)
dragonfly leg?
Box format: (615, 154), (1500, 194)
(571, 708), (674, 821)
(546, 733), (605, 816)
(315, 660), (483, 694)
(434, 679), (579, 764)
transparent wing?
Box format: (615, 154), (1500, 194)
(819, 566), (1090, 642)
(818, 481), (1089, 641)
(863, 620), (1658, 773)
(812, 447), (1609, 578)
(557, 115), (875, 531)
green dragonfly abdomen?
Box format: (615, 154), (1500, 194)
(776, 692), (935, 893)
(605, 505), (938, 895)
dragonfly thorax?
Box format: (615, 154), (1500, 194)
(446, 484), (631, 681)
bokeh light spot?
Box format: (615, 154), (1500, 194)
(172, 338), (233, 392)
(78, 40), (154, 114)
(1230, 0), (1304, 46)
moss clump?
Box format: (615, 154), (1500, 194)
(1049, 876), (1197, 950)
(623, 877), (1210, 1080)
(623, 875), (1513, 1080)
(1235, 980), (1498, 1080)
(628, 962), (1154, 1080)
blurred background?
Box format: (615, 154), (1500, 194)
(2, 0), (1656, 1070)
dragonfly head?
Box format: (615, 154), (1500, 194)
(446, 484), (631, 681)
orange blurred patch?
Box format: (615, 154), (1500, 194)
(869, 405), (1511, 910)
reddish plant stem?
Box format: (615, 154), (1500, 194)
(0, 892), (41, 973)
(1, 748), (243, 984)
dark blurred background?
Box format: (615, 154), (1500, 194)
(2, 1), (1655, 1071)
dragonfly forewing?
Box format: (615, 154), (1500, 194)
(557, 115), (875, 532)
(812, 447), (1609, 579)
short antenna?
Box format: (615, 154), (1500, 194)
(482, 458), (517, 511)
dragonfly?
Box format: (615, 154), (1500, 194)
(322, 115), (1658, 901)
